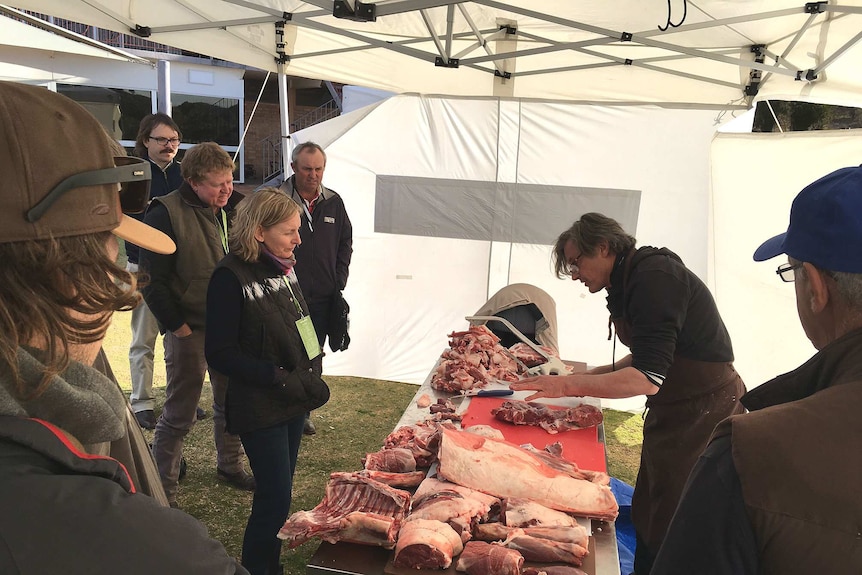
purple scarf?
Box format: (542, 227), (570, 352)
(260, 243), (296, 274)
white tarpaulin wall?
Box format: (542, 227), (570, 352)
(298, 94), (727, 410)
(710, 129), (862, 390)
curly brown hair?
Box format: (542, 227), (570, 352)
(181, 142), (235, 183)
(0, 232), (140, 399)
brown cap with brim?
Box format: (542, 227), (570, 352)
(0, 81), (175, 254)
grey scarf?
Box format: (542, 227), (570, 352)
(0, 347), (126, 444)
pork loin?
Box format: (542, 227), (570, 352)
(393, 519), (463, 570)
(437, 428), (618, 521)
(454, 540), (523, 575)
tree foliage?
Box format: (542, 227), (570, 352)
(753, 101), (862, 132)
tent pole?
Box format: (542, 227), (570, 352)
(277, 60), (291, 179)
(156, 60), (171, 114)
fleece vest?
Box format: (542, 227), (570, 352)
(724, 329), (862, 574)
(216, 254), (315, 434)
(156, 187), (229, 330)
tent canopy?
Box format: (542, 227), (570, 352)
(9, 0), (862, 108)
(0, 6), (151, 66)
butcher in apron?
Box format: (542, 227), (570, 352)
(512, 212), (745, 575)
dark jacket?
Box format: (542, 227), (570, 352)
(0, 346), (166, 504)
(140, 182), (244, 332)
(653, 327), (862, 574)
(0, 416), (248, 575)
(606, 246), (735, 381)
(280, 176), (353, 304)
(125, 158), (182, 265)
(205, 254), (330, 435)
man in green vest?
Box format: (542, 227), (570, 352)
(140, 142), (254, 508)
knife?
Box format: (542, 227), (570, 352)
(452, 388), (514, 401)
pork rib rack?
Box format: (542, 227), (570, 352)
(277, 472), (411, 549)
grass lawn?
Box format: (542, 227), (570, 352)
(104, 310), (642, 574)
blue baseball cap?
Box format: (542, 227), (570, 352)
(753, 166), (862, 273)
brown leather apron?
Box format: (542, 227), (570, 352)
(613, 253), (746, 573)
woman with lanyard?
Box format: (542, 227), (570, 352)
(205, 188), (330, 575)
(511, 212), (746, 575)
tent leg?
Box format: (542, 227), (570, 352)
(277, 61), (292, 179)
(156, 60), (171, 114)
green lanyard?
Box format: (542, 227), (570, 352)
(282, 273), (321, 359)
(282, 275), (304, 316)
(217, 209), (229, 254)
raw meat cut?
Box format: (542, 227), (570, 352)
(383, 421), (449, 468)
(503, 497), (577, 527)
(437, 428), (618, 521)
(408, 488), (493, 542)
(394, 519), (463, 570)
(429, 397), (463, 422)
(454, 540), (523, 575)
(277, 472), (410, 549)
(522, 567), (588, 575)
(431, 325), (523, 393)
(362, 447), (417, 472)
(356, 469), (426, 488)
(492, 400), (604, 433)
(416, 393), (432, 408)
(502, 528), (588, 566)
(520, 444), (610, 485)
(472, 523), (589, 549)
(508, 342), (558, 368)
(464, 424), (505, 440)
(413, 476), (501, 522)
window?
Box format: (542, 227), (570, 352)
(171, 94), (240, 146)
(56, 84), (152, 141)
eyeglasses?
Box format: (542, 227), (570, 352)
(26, 156), (152, 222)
(148, 136), (181, 147)
(564, 253), (583, 275)
(776, 262), (803, 282)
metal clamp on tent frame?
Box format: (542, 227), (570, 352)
(131, 24), (151, 38)
(744, 45), (766, 96)
(435, 56), (459, 68)
(333, 0), (376, 22)
(466, 316), (568, 376)
(275, 20), (289, 64)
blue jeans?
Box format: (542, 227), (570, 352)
(239, 415), (306, 575)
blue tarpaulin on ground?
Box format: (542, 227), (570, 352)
(611, 477), (635, 575)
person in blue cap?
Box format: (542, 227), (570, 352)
(652, 165), (862, 575)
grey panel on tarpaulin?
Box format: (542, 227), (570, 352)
(374, 175), (641, 244)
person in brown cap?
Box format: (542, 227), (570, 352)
(0, 81), (248, 574)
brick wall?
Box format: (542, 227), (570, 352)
(242, 100), (323, 184)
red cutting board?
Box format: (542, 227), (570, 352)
(461, 396), (607, 473)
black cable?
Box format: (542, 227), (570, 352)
(658, 0), (688, 31)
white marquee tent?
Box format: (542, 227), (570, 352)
(11, 1), (862, 171)
(8, 1), (862, 408)
(291, 94), (862, 411)
(289, 94), (728, 409)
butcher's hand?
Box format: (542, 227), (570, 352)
(509, 375), (576, 401)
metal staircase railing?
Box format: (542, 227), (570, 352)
(259, 99), (341, 183)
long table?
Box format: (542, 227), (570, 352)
(307, 365), (621, 575)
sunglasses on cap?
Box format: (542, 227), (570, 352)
(26, 156), (152, 223)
